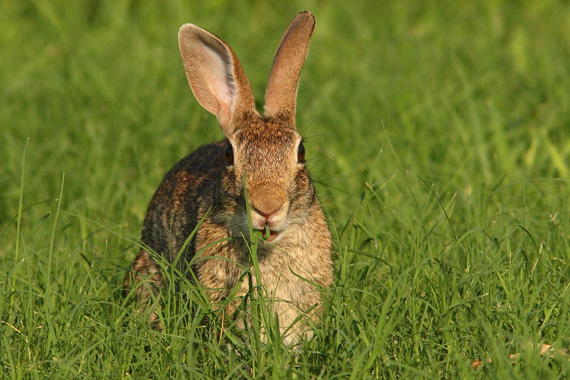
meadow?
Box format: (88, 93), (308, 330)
(2, 0), (570, 378)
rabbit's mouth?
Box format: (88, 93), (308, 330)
(264, 226), (280, 243)
(253, 225), (281, 243)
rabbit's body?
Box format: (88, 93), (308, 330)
(125, 12), (332, 344)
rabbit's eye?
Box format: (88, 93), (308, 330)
(297, 143), (305, 163)
(224, 144), (234, 165)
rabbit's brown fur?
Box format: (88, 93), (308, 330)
(124, 11), (332, 344)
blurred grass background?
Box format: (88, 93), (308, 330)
(1, 0), (570, 378)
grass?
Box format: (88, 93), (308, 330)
(2, 0), (570, 378)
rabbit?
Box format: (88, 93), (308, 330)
(124, 11), (333, 345)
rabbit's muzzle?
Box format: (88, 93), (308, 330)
(247, 183), (290, 243)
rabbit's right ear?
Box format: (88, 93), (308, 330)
(264, 11), (316, 129)
(178, 24), (258, 135)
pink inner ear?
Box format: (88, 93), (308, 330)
(201, 43), (235, 121)
(180, 23), (258, 134)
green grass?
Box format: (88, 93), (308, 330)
(2, 0), (570, 378)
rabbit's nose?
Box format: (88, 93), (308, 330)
(253, 203), (289, 230)
(250, 200), (284, 222)
(248, 184), (289, 227)
(248, 186), (286, 213)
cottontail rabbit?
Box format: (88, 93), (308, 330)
(124, 11), (333, 344)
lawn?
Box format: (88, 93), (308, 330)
(2, 0), (570, 378)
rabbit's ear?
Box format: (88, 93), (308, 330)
(179, 24), (257, 135)
(264, 11), (315, 129)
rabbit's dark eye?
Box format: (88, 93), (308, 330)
(224, 143), (234, 165)
(297, 142), (305, 163)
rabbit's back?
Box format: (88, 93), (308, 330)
(142, 140), (227, 265)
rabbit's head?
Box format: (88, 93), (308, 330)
(178, 12), (318, 244)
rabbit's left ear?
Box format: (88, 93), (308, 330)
(264, 11), (316, 129)
(179, 24), (258, 136)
